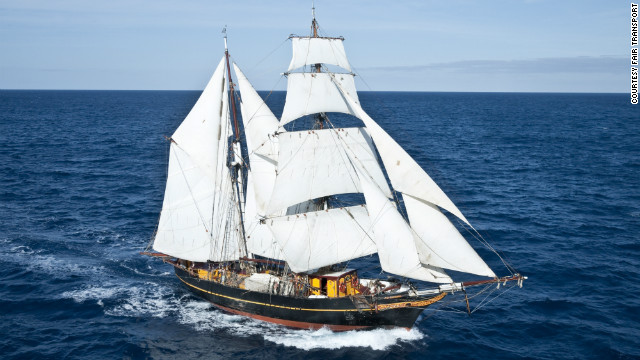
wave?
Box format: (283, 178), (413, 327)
(263, 327), (424, 351)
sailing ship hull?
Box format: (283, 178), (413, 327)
(175, 267), (445, 331)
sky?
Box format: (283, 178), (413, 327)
(0, 0), (632, 92)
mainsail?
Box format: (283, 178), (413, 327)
(267, 205), (377, 273)
(153, 57), (241, 262)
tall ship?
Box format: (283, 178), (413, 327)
(143, 9), (525, 331)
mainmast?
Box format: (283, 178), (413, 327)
(311, 4), (318, 38)
(310, 5), (328, 210)
(223, 27), (249, 258)
(310, 5), (326, 130)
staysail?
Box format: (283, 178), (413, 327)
(403, 194), (495, 277)
(355, 165), (453, 283)
(234, 63), (285, 260)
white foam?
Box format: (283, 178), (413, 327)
(61, 285), (122, 303)
(263, 327), (425, 351)
(10, 245), (35, 255)
(104, 283), (176, 318)
(175, 298), (283, 337)
(2, 241), (106, 279)
(24, 254), (106, 278)
(60, 281), (179, 319)
(177, 300), (245, 332)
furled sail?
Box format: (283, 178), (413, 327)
(356, 166), (452, 283)
(403, 194), (495, 277)
(266, 206), (377, 273)
(331, 74), (471, 227)
(280, 73), (359, 125)
(154, 58), (236, 262)
(288, 37), (351, 72)
(266, 127), (391, 215)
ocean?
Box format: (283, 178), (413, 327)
(0, 90), (638, 359)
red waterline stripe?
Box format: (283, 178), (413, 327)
(210, 301), (375, 331)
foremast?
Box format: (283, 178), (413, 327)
(224, 28), (249, 258)
(150, 30), (248, 264)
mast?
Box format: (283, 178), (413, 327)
(224, 28), (240, 141)
(310, 4), (326, 130)
(311, 3), (318, 38)
(310, 5), (328, 208)
(223, 27), (249, 258)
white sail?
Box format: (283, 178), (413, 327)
(288, 37), (351, 72)
(244, 172), (285, 260)
(266, 127), (391, 215)
(403, 194), (495, 277)
(331, 74), (471, 226)
(233, 63), (281, 216)
(154, 58), (227, 262)
(234, 63), (284, 260)
(280, 73), (359, 126)
(356, 166), (452, 283)
(266, 205), (377, 273)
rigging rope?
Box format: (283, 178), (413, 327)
(457, 219), (517, 276)
(144, 136), (173, 252)
(246, 38), (290, 74)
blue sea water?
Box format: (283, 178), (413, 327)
(0, 90), (638, 359)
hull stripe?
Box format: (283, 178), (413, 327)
(176, 273), (371, 312)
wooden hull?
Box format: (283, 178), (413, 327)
(175, 267), (446, 331)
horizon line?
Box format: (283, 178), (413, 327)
(0, 88), (628, 95)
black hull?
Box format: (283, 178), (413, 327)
(175, 267), (445, 331)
